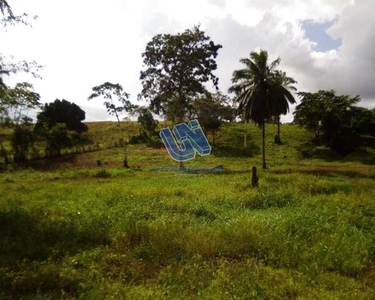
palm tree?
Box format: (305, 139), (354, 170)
(228, 50), (282, 169)
(269, 71), (297, 144)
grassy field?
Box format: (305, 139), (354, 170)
(1, 122), (375, 299)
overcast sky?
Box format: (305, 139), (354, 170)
(1, 0), (374, 122)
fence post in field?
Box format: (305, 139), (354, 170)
(252, 166), (259, 187)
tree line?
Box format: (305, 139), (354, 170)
(1, 1), (375, 168)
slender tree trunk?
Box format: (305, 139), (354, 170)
(262, 119), (267, 169)
(116, 112), (129, 169)
(123, 136), (129, 168)
(175, 112), (185, 170)
(275, 115), (281, 144)
(244, 119), (248, 149)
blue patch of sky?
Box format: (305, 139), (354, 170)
(301, 19), (342, 52)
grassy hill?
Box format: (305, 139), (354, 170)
(1, 122), (375, 299)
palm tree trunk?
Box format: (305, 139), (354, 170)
(275, 115), (281, 144)
(262, 119), (267, 169)
(244, 119), (248, 149)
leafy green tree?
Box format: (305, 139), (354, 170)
(128, 106), (159, 144)
(0, 83), (40, 164)
(350, 107), (375, 135)
(35, 100), (89, 158)
(88, 82), (133, 124)
(229, 50), (282, 169)
(88, 82), (134, 168)
(139, 25), (222, 123)
(192, 92), (235, 145)
(136, 106), (158, 136)
(36, 99), (87, 133)
(268, 70), (297, 144)
(294, 90), (362, 155)
(11, 124), (34, 163)
(0, 55), (42, 124)
(35, 121), (85, 158)
(3, 82), (41, 125)
(0, 0), (41, 165)
(44, 123), (74, 157)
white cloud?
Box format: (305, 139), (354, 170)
(306, 0), (375, 104)
(208, 0), (226, 9)
(1, 0), (374, 123)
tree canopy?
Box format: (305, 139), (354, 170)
(136, 106), (158, 136)
(36, 99), (87, 134)
(192, 92), (235, 144)
(1, 0), (42, 126)
(268, 70), (297, 143)
(88, 82), (134, 168)
(88, 82), (133, 124)
(293, 90), (370, 155)
(229, 50), (296, 168)
(1, 82), (41, 125)
(139, 25), (222, 123)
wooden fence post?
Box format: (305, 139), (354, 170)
(251, 166), (259, 187)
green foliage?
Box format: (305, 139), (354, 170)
(294, 90), (367, 155)
(88, 82), (135, 168)
(268, 71), (297, 116)
(193, 92), (235, 144)
(1, 82), (41, 125)
(129, 107), (160, 146)
(94, 169), (111, 178)
(136, 106), (158, 136)
(36, 99), (87, 134)
(229, 50), (278, 126)
(0, 55), (42, 108)
(229, 50), (296, 167)
(194, 95), (222, 133)
(351, 106), (375, 135)
(0, 82), (40, 164)
(33, 100), (89, 158)
(297, 141), (318, 158)
(268, 70), (297, 144)
(11, 124), (34, 163)
(38, 123), (81, 157)
(139, 25), (222, 123)
(88, 82), (133, 124)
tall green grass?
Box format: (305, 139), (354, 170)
(1, 122), (375, 299)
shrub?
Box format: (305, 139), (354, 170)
(94, 169), (111, 178)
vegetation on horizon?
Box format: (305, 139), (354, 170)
(2, 1), (375, 299)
